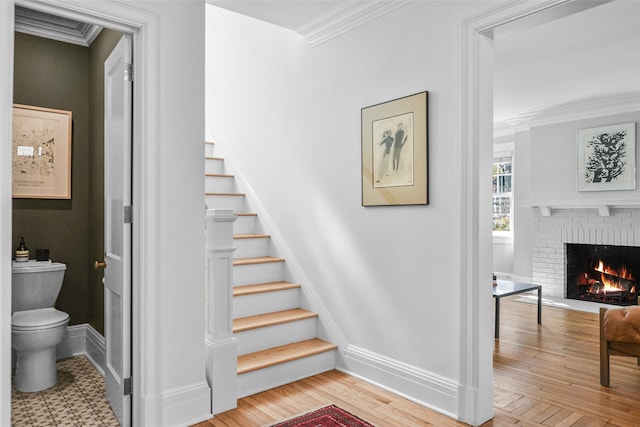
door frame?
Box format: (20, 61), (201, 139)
(1, 1), (163, 425)
(458, 1), (591, 424)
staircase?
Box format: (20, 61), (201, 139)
(204, 141), (337, 399)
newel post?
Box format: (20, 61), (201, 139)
(204, 209), (238, 414)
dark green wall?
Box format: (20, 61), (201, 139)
(13, 30), (121, 333)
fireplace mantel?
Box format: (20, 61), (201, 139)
(525, 199), (640, 217)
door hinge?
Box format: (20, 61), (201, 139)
(124, 63), (133, 82)
(124, 206), (133, 224)
(123, 377), (132, 396)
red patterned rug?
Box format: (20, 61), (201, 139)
(269, 404), (374, 426)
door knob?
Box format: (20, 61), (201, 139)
(94, 260), (107, 269)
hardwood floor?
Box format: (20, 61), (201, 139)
(194, 297), (640, 426)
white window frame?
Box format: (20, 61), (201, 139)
(493, 143), (513, 243)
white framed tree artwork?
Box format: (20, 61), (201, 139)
(577, 122), (636, 192)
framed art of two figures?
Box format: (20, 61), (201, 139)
(361, 91), (428, 207)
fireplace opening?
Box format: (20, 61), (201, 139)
(566, 243), (640, 306)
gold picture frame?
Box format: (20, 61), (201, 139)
(361, 91), (428, 206)
(12, 104), (72, 199)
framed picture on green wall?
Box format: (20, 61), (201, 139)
(12, 104), (72, 199)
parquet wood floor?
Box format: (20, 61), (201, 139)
(194, 297), (640, 426)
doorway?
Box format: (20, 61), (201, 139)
(10, 8), (130, 426)
(0, 2), (146, 426)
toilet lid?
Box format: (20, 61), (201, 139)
(12, 308), (69, 330)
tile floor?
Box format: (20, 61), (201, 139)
(11, 356), (119, 427)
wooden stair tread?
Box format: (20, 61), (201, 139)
(234, 233), (270, 239)
(205, 156), (224, 161)
(205, 192), (245, 197)
(234, 256), (284, 266)
(234, 281), (301, 297)
(206, 173), (234, 178)
(233, 308), (317, 333)
(237, 338), (337, 375)
(236, 212), (257, 217)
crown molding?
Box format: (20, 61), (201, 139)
(528, 93), (640, 127)
(15, 6), (102, 47)
(495, 93), (640, 136)
(474, 0), (612, 40)
(297, 0), (411, 48)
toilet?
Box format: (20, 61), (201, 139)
(11, 260), (69, 392)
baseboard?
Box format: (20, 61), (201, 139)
(84, 324), (107, 376)
(160, 382), (213, 427)
(55, 323), (106, 375)
(339, 344), (460, 420)
(56, 324), (86, 359)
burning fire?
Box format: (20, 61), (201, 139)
(589, 259), (634, 294)
(594, 260), (633, 280)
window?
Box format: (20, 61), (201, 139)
(492, 156), (512, 232)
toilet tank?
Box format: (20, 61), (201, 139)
(12, 261), (66, 312)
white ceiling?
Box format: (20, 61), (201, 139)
(18, 1), (640, 125)
(209, 1), (346, 30)
(493, 0), (640, 124)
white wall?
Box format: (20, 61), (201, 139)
(512, 129), (533, 279)
(206, 1), (495, 421)
(152, 3), (210, 425)
(530, 112), (640, 203)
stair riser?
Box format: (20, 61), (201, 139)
(205, 194), (246, 211)
(204, 143), (215, 157)
(235, 318), (318, 355)
(234, 288), (300, 319)
(205, 159), (225, 175)
(234, 238), (271, 259)
(234, 262), (284, 286)
(237, 351), (336, 399)
(206, 176), (235, 193)
(234, 216), (258, 235)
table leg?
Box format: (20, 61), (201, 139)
(537, 287), (542, 324)
(495, 297), (500, 339)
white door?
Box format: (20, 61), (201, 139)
(103, 35), (133, 427)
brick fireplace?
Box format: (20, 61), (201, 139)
(531, 207), (640, 301)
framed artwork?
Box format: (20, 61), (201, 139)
(12, 104), (72, 199)
(361, 91), (428, 206)
(577, 122), (636, 192)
